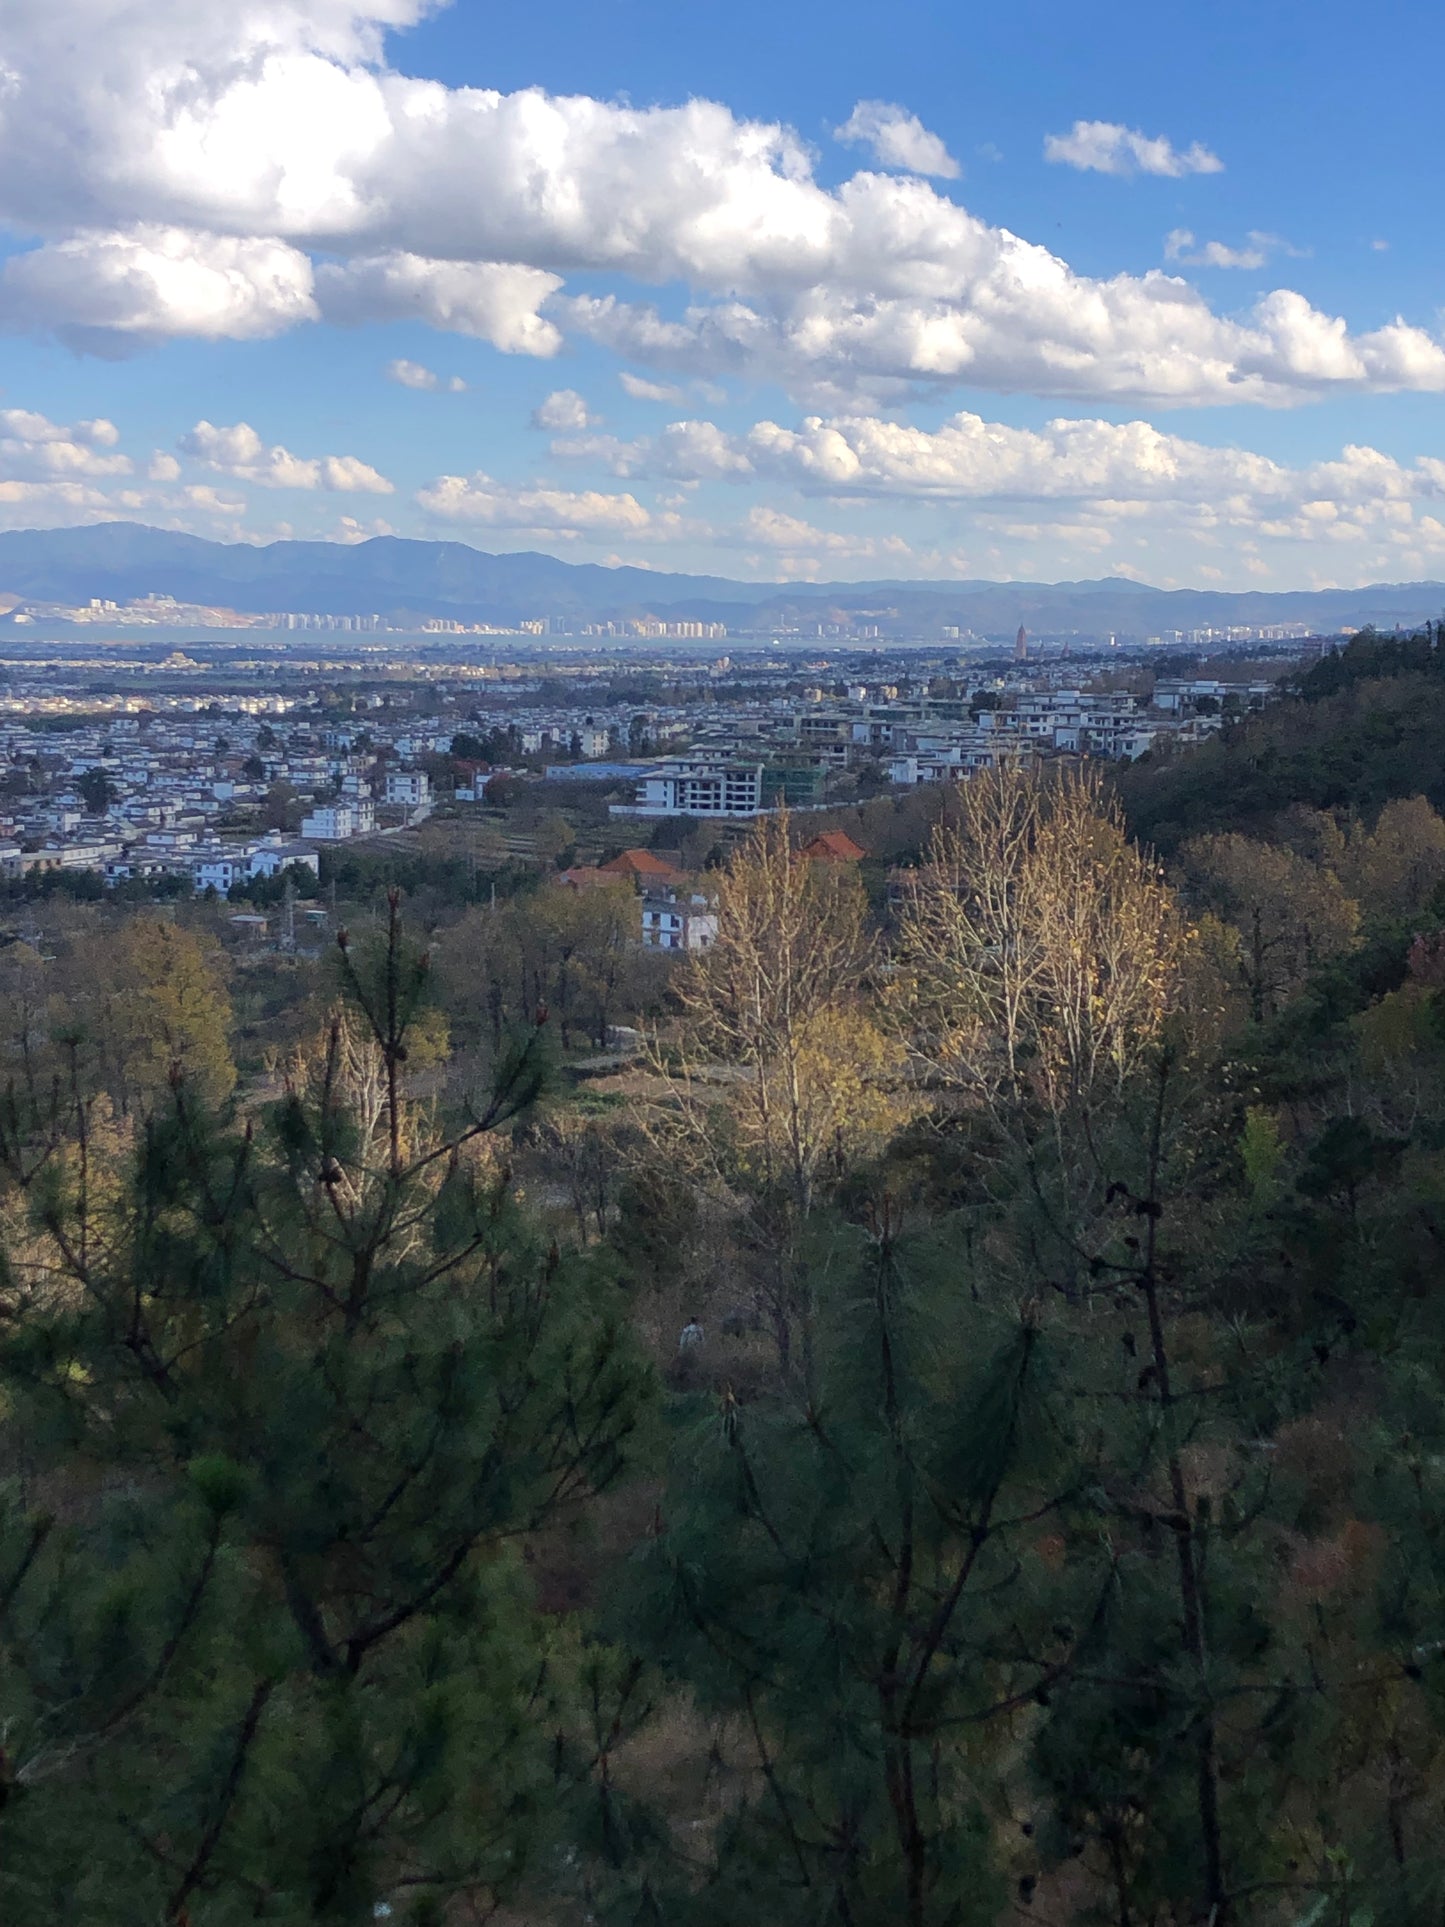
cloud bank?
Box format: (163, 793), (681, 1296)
(539, 404), (1445, 565)
(0, 0), (1435, 409)
(179, 420), (394, 492)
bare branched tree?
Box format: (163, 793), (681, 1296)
(896, 765), (1183, 1121)
(894, 767), (1188, 1292)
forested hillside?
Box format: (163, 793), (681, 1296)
(7, 652), (1445, 1924)
(1119, 623), (1445, 849)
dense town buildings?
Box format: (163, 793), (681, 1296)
(0, 623), (1308, 893)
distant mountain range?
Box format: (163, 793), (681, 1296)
(2, 522), (1443, 639)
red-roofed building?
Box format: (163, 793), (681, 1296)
(599, 848), (688, 886)
(801, 830), (867, 864)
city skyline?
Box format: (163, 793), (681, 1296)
(1, 0), (1443, 591)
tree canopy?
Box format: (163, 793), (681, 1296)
(5, 731), (1445, 1924)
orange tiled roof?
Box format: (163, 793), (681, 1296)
(801, 830), (867, 863)
(599, 848), (685, 880)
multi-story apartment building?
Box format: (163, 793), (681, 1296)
(384, 769), (432, 813)
(299, 803), (357, 841)
(612, 758), (766, 819)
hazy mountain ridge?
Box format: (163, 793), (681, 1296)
(1, 522), (1442, 636)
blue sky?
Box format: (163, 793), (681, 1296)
(1, 0), (1442, 589)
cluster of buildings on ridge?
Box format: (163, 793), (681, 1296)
(7, 596), (729, 641)
(0, 697), (441, 892)
(0, 640), (1287, 892)
(8, 595), (390, 632)
(604, 673), (1279, 820)
(2, 590), (1333, 654)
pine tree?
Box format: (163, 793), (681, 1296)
(616, 1209), (1109, 1927)
(0, 892), (652, 1925)
(1019, 1031), (1445, 1926)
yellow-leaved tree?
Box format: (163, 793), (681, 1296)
(70, 919), (236, 1113)
(1178, 830), (1359, 1021)
(650, 813), (903, 1370)
(668, 814), (896, 1213)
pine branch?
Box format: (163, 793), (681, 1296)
(164, 1679), (273, 1924)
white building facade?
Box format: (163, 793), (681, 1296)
(612, 759), (766, 819)
(641, 891), (719, 952)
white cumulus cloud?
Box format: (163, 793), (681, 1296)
(1044, 120), (1224, 178)
(386, 357), (466, 391)
(0, 408), (131, 478)
(834, 101), (959, 178)
(550, 419), (752, 481)
(179, 419), (393, 491)
(318, 256), (562, 354)
(532, 389), (598, 431)
(0, 0), (1438, 417)
(0, 228), (318, 349)
(1165, 229), (1297, 270)
(543, 402), (1445, 569)
(618, 372), (687, 403)
(0, 479), (131, 528)
(416, 472), (652, 535)
(565, 265), (1445, 410)
(739, 505), (909, 560)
